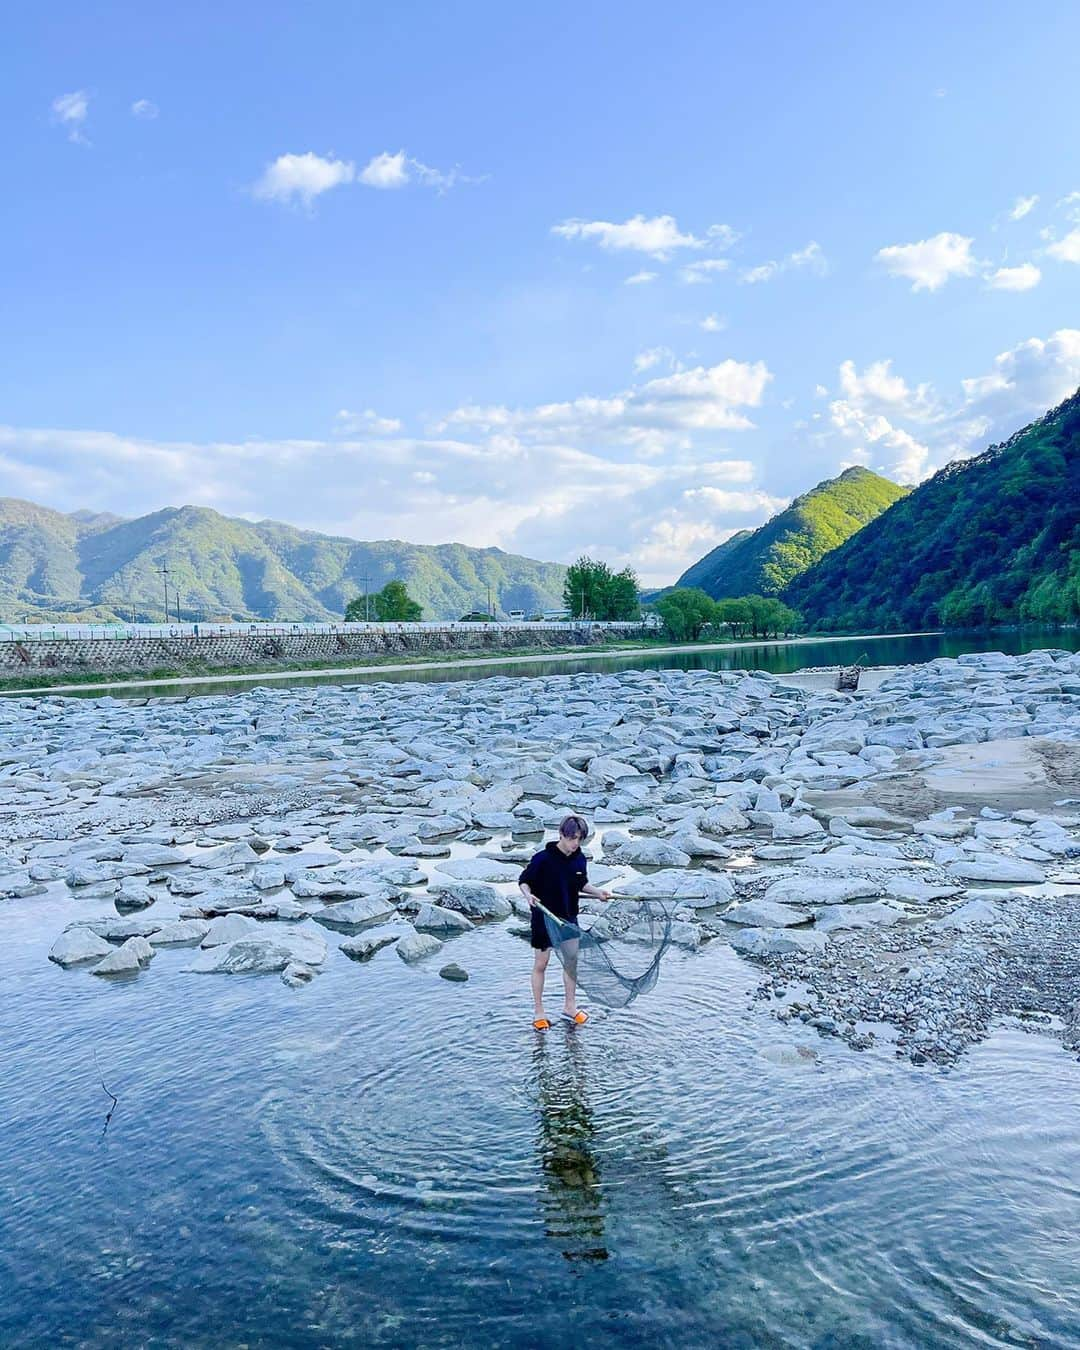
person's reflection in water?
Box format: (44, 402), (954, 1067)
(532, 1031), (609, 1263)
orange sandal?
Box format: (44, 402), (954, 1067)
(561, 1010), (589, 1026)
(532, 1017), (551, 1030)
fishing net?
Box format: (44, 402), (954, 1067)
(538, 898), (676, 1009)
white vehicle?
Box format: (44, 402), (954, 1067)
(506, 609), (526, 621)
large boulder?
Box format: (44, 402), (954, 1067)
(813, 902), (904, 932)
(629, 869), (734, 906)
(723, 899), (811, 928)
(947, 856), (1046, 884)
(436, 857), (523, 884)
(428, 882), (513, 919)
(92, 938), (148, 976)
(312, 895), (400, 928)
(729, 926), (828, 957)
(148, 919), (211, 946)
(764, 875), (881, 908)
(396, 931), (444, 963)
(200, 913), (256, 948)
(189, 929), (327, 974)
(340, 927), (403, 961)
(413, 903), (474, 934)
(602, 833), (691, 868)
(188, 842), (261, 870)
(49, 928), (112, 967)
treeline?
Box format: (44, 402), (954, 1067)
(653, 588), (802, 642)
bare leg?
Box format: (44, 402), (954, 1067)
(531, 948), (550, 1017)
(561, 937), (579, 1016)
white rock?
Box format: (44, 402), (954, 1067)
(436, 857), (522, 883)
(312, 895), (399, 927)
(946, 857), (1045, 884)
(189, 929), (327, 974)
(413, 903), (474, 933)
(93, 938), (147, 975)
(149, 919), (211, 945)
(201, 913), (256, 947)
(729, 927), (828, 957)
(188, 841), (261, 870)
(763, 876), (880, 906)
(396, 930), (444, 963)
(429, 882), (512, 919)
(724, 899), (811, 927)
(48, 928), (113, 967)
(340, 927), (403, 960)
(813, 902), (904, 932)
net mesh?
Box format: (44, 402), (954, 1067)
(539, 898), (675, 1009)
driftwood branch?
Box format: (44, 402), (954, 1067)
(93, 1049), (119, 1139)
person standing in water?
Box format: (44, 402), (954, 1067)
(519, 815), (612, 1029)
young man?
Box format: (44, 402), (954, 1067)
(519, 814), (612, 1029)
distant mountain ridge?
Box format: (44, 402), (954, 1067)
(676, 466), (909, 599)
(785, 388), (1080, 629)
(0, 498), (568, 622)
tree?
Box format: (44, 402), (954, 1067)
(562, 557), (640, 619)
(373, 580), (423, 622)
(655, 588), (716, 641)
(603, 566), (641, 620)
(714, 597), (752, 638)
(345, 595), (371, 622)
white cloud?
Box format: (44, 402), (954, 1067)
(1046, 228), (1080, 264)
(0, 351), (780, 585)
(358, 150), (473, 192)
(875, 231), (976, 291)
(740, 240), (827, 284)
(131, 99), (159, 120)
(359, 150), (409, 189)
(681, 258), (731, 284)
(1009, 195), (1038, 221)
(552, 214), (705, 259)
(986, 262), (1041, 291)
(253, 152), (355, 207)
(633, 347), (674, 373)
(335, 409), (403, 435)
(624, 270), (657, 285)
(819, 328), (1080, 483)
(51, 90), (89, 144)
(699, 313), (725, 332)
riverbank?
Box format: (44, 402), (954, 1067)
(0, 630), (937, 696)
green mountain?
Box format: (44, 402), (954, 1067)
(676, 467), (909, 598)
(785, 389), (1080, 630)
(0, 499), (569, 622)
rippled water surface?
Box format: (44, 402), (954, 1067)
(2, 849), (1078, 1348)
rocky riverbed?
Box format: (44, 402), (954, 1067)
(2, 648), (1078, 1067)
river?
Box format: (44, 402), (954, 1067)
(33, 625), (1080, 699)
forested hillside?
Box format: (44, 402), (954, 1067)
(785, 389), (1080, 629)
(676, 467), (908, 598)
(0, 499), (568, 622)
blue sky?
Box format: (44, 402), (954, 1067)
(2, 1), (1080, 583)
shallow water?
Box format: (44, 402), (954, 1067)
(2, 834), (1078, 1348)
(42, 625), (1080, 699)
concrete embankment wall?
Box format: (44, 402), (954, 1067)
(0, 626), (635, 675)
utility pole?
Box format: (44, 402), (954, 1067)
(487, 583), (493, 618)
(158, 562), (170, 624)
(363, 572), (370, 622)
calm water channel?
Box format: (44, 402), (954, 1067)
(51, 625), (1080, 699)
(2, 627), (1078, 1347)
